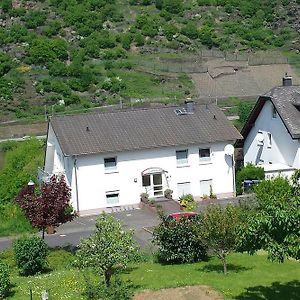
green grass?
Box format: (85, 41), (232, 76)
(118, 70), (194, 99)
(125, 253), (300, 299)
(0, 204), (35, 237)
(1, 251), (299, 299)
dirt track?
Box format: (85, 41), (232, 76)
(133, 285), (223, 300)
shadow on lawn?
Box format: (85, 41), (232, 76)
(200, 263), (251, 273)
(235, 280), (300, 300)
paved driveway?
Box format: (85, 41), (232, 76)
(0, 207), (160, 251)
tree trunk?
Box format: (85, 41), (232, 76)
(221, 254), (227, 274)
(104, 268), (112, 287)
(42, 227), (45, 239)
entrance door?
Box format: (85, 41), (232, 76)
(142, 173), (163, 197)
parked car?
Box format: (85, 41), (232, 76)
(165, 212), (199, 222)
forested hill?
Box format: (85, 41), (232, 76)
(1, 0), (300, 121)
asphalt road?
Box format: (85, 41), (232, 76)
(0, 196), (249, 251)
(0, 207), (160, 251)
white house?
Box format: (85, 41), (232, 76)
(241, 76), (300, 179)
(43, 102), (242, 214)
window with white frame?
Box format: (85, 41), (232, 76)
(176, 149), (188, 165)
(199, 148), (211, 161)
(200, 179), (213, 197)
(177, 182), (191, 197)
(106, 191), (119, 205)
(267, 132), (272, 148)
(104, 157), (117, 172)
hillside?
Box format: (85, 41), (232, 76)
(1, 0), (300, 122)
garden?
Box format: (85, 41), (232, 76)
(0, 164), (299, 299)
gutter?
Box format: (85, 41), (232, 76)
(74, 156), (80, 212)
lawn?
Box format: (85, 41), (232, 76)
(1, 250), (299, 299)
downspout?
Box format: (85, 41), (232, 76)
(74, 156), (80, 213)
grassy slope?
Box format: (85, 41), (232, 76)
(1, 251), (299, 300)
(1, 0), (300, 122)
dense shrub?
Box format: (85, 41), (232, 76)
(153, 216), (207, 263)
(0, 52), (14, 77)
(236, 164), (265, 195)
(22, 10), (47, 29)
(13, 236), (49, 275)
(0, 262), (10, 299)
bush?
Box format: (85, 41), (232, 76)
(179, 194), (196, 211)
(153, 216), (206, 263)
(0, 262), (10, 299)
(13, 236), (49, 275)
(84, 275), (133, 300)
(236, 164), (265, 195)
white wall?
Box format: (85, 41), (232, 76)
(69, 141), (235, 211)
(244, 100), (300, 170)
(44, 124), (67, 179)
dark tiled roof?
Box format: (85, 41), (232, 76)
(239, 85), (300, 146)
(50, 103), (242, 156)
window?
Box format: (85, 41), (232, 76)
(199, 148), (211, 161)
(267, 132), (272, 148)
(177, 182), (191, 197)
(142, 175), (150, 187)
(200, 179), (213, 197)
(256, 131), (264, 146)
(106, 191), (119, 205)
(104, 157), (117, 172)
(272, 105), (277, 118)
(176, 150), (188, 165)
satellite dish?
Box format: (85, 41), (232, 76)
(224, 144), (234, 156)
(256, 132), (264, 143)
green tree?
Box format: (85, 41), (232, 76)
(238, 101), (254, 126)
(239, 172), (300, 262)
(163, 0), (183, 14)
(1, 0), (12, 12)
(76, 213), (137, 287)
(198, 205), (244, 274)
(181, 23), (199, 40)
(27, 37), (68, 65)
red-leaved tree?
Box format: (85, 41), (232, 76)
(16, 175), (77, 238)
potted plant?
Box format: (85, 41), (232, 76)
(140, 192), (149, 203)
(164, 189), (173, 199)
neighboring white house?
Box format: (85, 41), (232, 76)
(43, 102), (242, 214)
(241, 77), (300, 179)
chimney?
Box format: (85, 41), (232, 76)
(282, 73), (292, 86)
(185, 99), (194, 113)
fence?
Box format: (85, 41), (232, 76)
(134, 48), (290, 74)
(133, 59), (208, 73)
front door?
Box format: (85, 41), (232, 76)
(142, 173), (163, 198)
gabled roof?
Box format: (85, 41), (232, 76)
(50, 103), (242, 156)
(240, 85), (300, 146)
